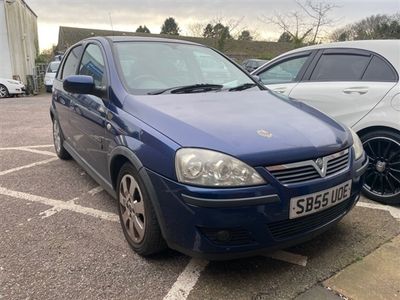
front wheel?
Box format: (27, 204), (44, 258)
(117, 163), (166, 256)
(361, 130), (400, 204)
(52, 118), (71, 160)
(0, 84), (9, 98)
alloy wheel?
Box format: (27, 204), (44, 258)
(53, 121), (61, 154)
(363, 137), (400, 198)
(0, 85), (8, 98)
(119, 174), (146, 243)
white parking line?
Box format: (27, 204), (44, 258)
(0, 157), (58, 176)
(265, 250), (308, 266)
(88, 186), (104, 196)
(0, 147), (56, 157)
(163, 258), (209, 300)
(40, 198), (78, 219)
(0, 187), (119, 222)
(357, 201), (400, 219)
(0, 144), (53, 150)
(16, 148), (56, 157)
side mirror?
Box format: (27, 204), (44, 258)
(252, 75), (261, 82)
(63, 75), (94, 94)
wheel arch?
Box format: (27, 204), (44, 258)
(109, 146), (168, 239)
(356, 125), (400, 138)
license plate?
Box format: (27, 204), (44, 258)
(289, 180), (352, 219)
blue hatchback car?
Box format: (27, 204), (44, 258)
(50, 36), (368, 259)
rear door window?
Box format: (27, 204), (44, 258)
(61, 45), (83, 79)
(310, 53), (370, 81)
(362, 56), (397, 82)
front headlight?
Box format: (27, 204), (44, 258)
(175, 148), (266, 187)
(350, 129), (364, 160)
(7, 80), (19, 85)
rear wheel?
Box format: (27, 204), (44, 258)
(117, 163), (166, 256)
(361, 130), (400, 204)
(0, 84), (9, 98)
(52, 118), (71, 160)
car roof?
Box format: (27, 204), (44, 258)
(101, 36), (203, 47)
(271, 40), (400, 73)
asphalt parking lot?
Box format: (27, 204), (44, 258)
(1, 95), (399, 300)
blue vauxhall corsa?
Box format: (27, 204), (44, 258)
(50, 36), (368, 259)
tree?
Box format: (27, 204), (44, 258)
(202, 22), (234, 50)
(203, 23), (215, 38)
(295, 0), (338, 44)
(238, 30), (253, 41)
(188, 22), (205, 37)
(278, 31), (293, 42)
(35, 46), (56, 64)
(136, 25), (150, 33)
(160, 17), (180, 35)
(331, 14), (400, 41)
(260, 0), (338, 46)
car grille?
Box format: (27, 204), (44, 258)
(266, 149), (349, 185)
(267, 198), (353, 241)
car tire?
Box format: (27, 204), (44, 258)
(360, 130), (400, 204)
(52, 118), (71, 160)
(46, 86), (52, 93)
(0, 84), (9, 98)
(117, 163), (166, 256)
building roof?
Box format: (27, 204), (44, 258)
(56, 26), (296, 61)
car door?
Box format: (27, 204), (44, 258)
(255, 51), (316, 96)
(288, 49), (398, 127)
(53, 44), (84, 142)
(68, 43), (109, 178)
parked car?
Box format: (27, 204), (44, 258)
(44, 61), (61, 92)
(50, 36), (367, 259)
(253, 40), (400, 204)
(0, 78), (25, 98)
(242, 58), (269, 73)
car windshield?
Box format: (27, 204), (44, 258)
(47, 61), (60, 73)
(113, 41), (258, 95)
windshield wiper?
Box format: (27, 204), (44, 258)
(148, 84), (223, 95)
(228, 83), (257, 91)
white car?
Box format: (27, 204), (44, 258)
(253, 40), (400, 204)
(44, 61), (61, 92)
(0, 78), (25, 98)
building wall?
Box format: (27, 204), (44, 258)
(1, 0), (38, 82)
(0, 0), (13, 78)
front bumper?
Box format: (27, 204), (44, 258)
(8, 84), (25, 94)
(144, 152), (368, 260)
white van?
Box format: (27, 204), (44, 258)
(44, 61), (61, 92)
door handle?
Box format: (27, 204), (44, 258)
(106, 123), (112, 131)
(343, 87), (368, 95)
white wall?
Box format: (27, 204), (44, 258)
(1, 0), (38, 82)
(0, 0), (13, 78)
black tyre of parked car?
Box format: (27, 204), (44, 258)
(117, 163), (166, 256)
(0, 84), (9, 98)
(52, 118), (71, 160)
(361, 130), (400, 204)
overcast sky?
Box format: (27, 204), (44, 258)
(26, 0), (400, 50)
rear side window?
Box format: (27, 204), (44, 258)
(258, 56), (309, 85)
(362, 56), (397, 82)
(61, 45), (83, 79)
(79, 44), (107, 87)
(310, 54), (370, 81)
